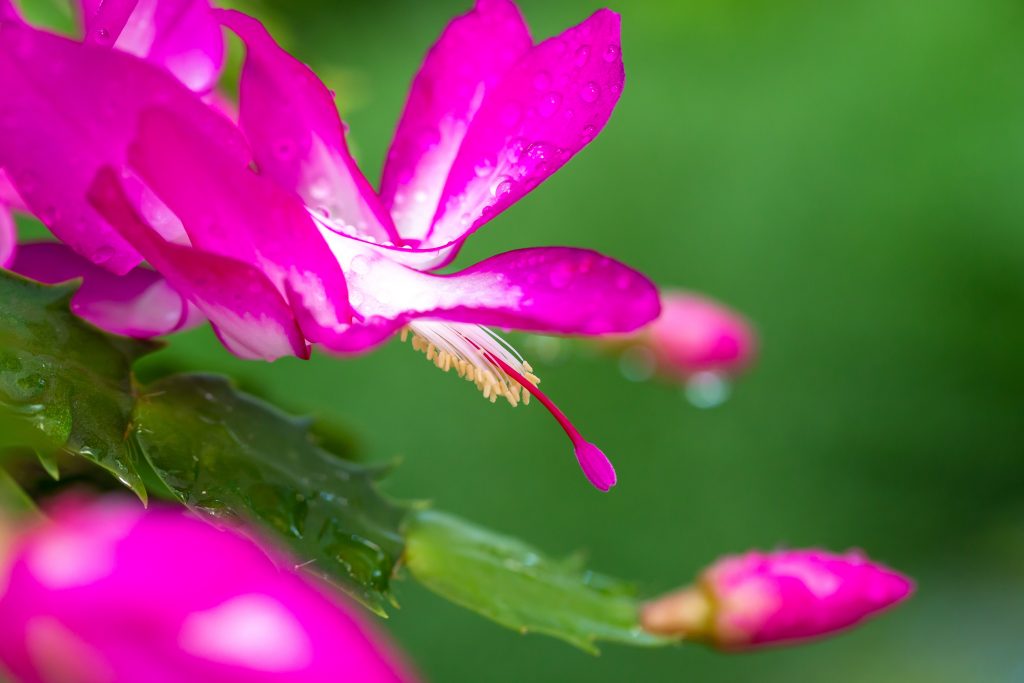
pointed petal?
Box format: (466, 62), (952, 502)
(89, 168), (309, 360)
(79, 0), (224, 93)
(218, 9), (398, 245)
(10, 241), (202, 337)
(0, 204), (14, 268)
(0, 0), (23, 23)
(0, 24), (245, 274)
(80, 0), (138, 45)
(319, 232), (659, 352)
(379, 0), (532, 243)
(127, 107), (354, 347)
(425, 9), (625, 250)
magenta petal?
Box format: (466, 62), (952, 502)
(424, 9), (625, 251)
(128, 108), (354, 347)
(0, 0), (23, 23)
(379, 0), (531, 243)
(0, 24), (244, 274)
(443, 246), (660, 334)
(317, 235), (659, 352)
(89, 168), (308, 360)
(80, 0), (224, 92)
(10, 242), (201, 337)
(0, 204), (14, 268)
(218, 9), (398, 245)
(80, 0), (138, 45)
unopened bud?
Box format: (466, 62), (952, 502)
(641, 549), (913, 649)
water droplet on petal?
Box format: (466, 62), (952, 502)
(273, 139), (296, 160)
(538, 92), (562, 118)
(580, 81), (600, 104)
(603, 44), (621, 62)
(581, 125), (597, 140)
(491, 177), (513, 198)
(349, 255), (370, 275)
(526, 142), (555, 161)
(684, 371), (732, 409)
(474, 159), (495, 177)
(500, 102), (522, 127)
(574, 45), (591, 67)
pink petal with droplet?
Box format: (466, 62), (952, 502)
(80, 0), (224, 93)
(218, 9), (398, 245)
(317, 233), (659, 353)
(0, 25), (244, 274)
(379, 0), (531, 244)
(424, 9), (625, 252)
(127, 107), (354, 348)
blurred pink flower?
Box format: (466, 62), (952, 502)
(0, 497), (416, 683)
(619, 290), (756, 381)
(641, 548), (913, 649)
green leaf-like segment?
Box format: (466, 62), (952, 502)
(405, 510), (672, 653)
(133, 374), (407, 614)
(0, 272), (153, 498)
(0, 270), (676, 650)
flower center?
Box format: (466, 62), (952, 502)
(403, 321), (540, 407)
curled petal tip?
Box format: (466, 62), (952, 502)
(574, 441), (616, 491)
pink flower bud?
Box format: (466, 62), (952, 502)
(0, 497), (416, 682)
(641, 549), (913, 650)
(642, 291), (757, 379)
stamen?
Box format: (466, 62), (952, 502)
(401, 321), (616, 491)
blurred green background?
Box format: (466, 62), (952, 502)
(22, 0), (1024, 679)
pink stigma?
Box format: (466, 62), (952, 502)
(486, 353), (617, 491)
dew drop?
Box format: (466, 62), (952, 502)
(491, 177), (513, 198)
(506, 138), (527, 163)
(684, 371), (732, 409)
(349, 255), (370, 275)
(537, 92), (562, 118)
(603, 44), (621, 63)
(581, 124), (597, 140)
(308, 179), (331, 201)
(474, 159), (495, 177)
(579, 81), (600, 104)
(95, 28), (111, 43)
(619, 346), (656, 382)
(526, 142), (555, 161)
(574, 46), (591, 67)
(273, 139), (296, 160)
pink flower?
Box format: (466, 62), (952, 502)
(640, 548), (913, 649)
(0, 0), (224, 324)
(1, 1), (660, 489)
(0, 497), (416, 683)
(617, 290), (756, 381)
